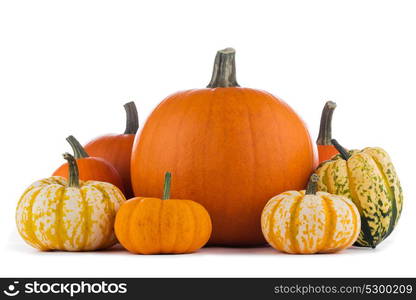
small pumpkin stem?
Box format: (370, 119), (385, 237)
(207, 48), (240, 88)
(317, 101), (337, 145)
(162, 172), (172, 200)
(124, 101), (139, 134)
(63, 152), (80, 188)
(66, 135), (89, 159)
(331, 139), (351, 160)
(306, 174), (319, 195)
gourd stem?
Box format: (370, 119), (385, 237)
(317, 101), (337, 145)
(207, 48), (240, 88)
(331, 139), (351, 160)
(66, 135), (89, 159)
(124, 101), (139, 134)
(162, 172), (172, 200)
(63, 152), (80, 188)
(306, 174), (319, 195)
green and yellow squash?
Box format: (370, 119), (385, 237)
(315, 139), (403, 248)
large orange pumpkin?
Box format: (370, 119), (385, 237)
(84, 102), (138, 198)
(131, 48), (317, 246)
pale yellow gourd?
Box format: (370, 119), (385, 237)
(16, 153), (125, 251)
(261, 174), (360, 254)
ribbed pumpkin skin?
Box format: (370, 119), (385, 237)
(131, 88), (317, 246)
(53, 157), (125, 194)
(85, 135), (135, 198)
(261, 190), (360, 254)
(115, 197), (212, 254)
(16, 177), (125, 251)
(315, 147), (403, 247)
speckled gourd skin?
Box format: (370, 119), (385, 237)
(315, 147), (403, 248)
(261, 190), (360, 254)
(16, 176), (125, 251)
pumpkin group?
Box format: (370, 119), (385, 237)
(315, 139), (403, 248)
(14, 47), (404, 255)
(84, 101), (139, 198)
(131, 48), (317, 246)
(115, 172), (212, 254)
(16, 153), (125, 251)
(53, 135), (125, 194)
(261, 174), (360, 254)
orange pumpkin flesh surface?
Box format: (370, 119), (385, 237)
(131, 48), (318, 246)
(53, 135), (125, 193)
(115, 173), (212, 254)
(84, 102), (138, 198)
(317, 101), (339, 163)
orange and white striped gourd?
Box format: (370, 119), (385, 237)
(16, 153), (125, 251)
(261, 174), (360, 254)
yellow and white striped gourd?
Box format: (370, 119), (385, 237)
(261, 174), (360, 254)
(315, 139), (403, 248)
(16, 153), (125, 251)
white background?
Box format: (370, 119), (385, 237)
(1, 0), (415, 277)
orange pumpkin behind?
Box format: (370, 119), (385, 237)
(53, 135), (124, 193)
(131, 48), (317, 246)
(317, 101), (339, 163)
(84, 102), (138, 198)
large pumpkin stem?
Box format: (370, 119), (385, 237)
(306, 174), (319, 195)
(124, 101), (139, 134)
(331, 139), (351, 160)
(162, 172), (172, 200)
(317, 101), (337, 145)
(207, 48), (240, 88)
(63, 152), (80, 188)
(66, 135), (89, 159)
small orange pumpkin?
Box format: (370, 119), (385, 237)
(53, 135), (124, 193)
(115, 172), (212, 254)
(84, 102), (138, 198)
(317, 101), (339, 163)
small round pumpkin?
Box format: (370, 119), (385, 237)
(261, 174), (360, 254)
(115, 172), (212, 254)
(16, 153), (125, 251)
(317, 101), (339, 163)
(53, 135), (125, 194)
(315, 139), (403, 248)
(84, 101), (138, 199)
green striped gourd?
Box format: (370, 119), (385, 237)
(315, 139), (403, 248)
